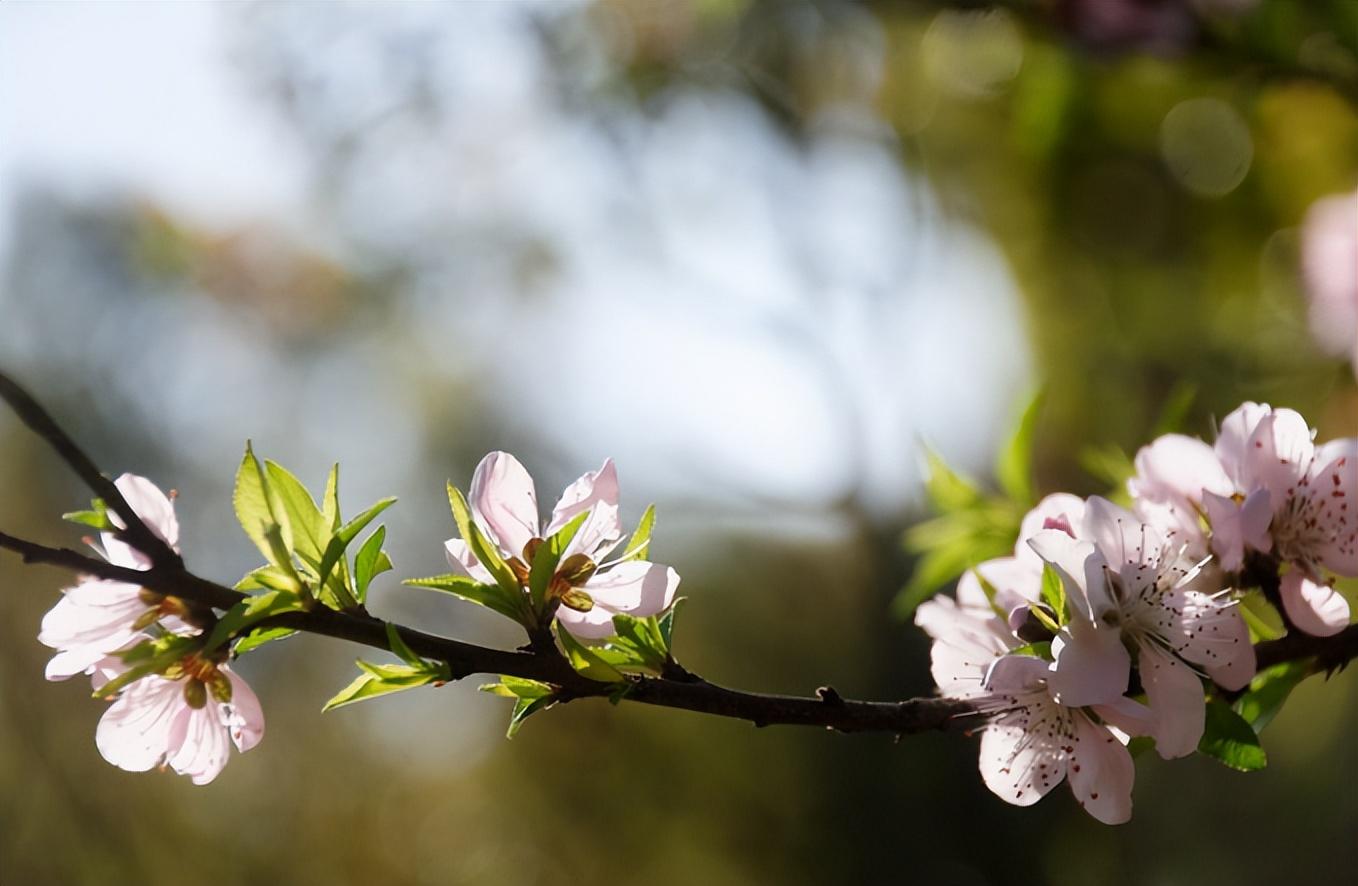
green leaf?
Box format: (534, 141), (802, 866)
(447, 483), (524, 611)
(1234, 661), (1311, 733)
(264, 460), (329, 564)
(657, 597), (684, 649)
(1009, 641), (1053, 660)
(1239, 590), (1286, 641)
(385, 623), (424, 668)
(557, 626), (625, 682)
(1197, 699), (1267, 771)
(315, 496), (397, 606)
(506, 695), (555, 738)
(404, 574), (524, 621)
(995, 389), (1043, 505)
(233, 626), (296, 655)
(205, 589), (305, 651)
(922, 449), (982, 512)
(354, 526), (392, 603)
(235, 565), (303, 593)
(63, 498), (113, 531)
(617, 504), (657, 563)
(479, 676), (553, 700)
(233, 442), (293, 563)
(95, 635), (199, 699)
(528, 510), (590, 610)
(321, 464), (340, 532)
(322, 669), (440, 711)
(611, 612), (668, 670)
(1040, 563), (1066, 626)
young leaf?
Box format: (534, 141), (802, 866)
(528, 510), (589, 610)
(233, 626), (296, 655)
(354, 526), (392, 602)
(315, 496), (397, 604)
(63, 498), (113, 531)
(1234, 661), (1311, 733)
(506, 695), (555, 738)
(610, 613), (668, 670)
(657, 597), (684, 649)
(205, 589), (305, 651)
(385, 623), (425, 668)
(1040, 563), (1066, 625)
(921, 448), (982, 512)
(447, 483), (524, 608)
(321, 463), (340, 532)
(617, 504), (657, 563)
(1239, 590), (1286, 642)
(995, 389), (1043, 506)
(1197, 699), (1267, 771)
(322, 669), (440, 711)
(233, 442), (294, 562)
(235, 565), (303, 594)
(479, 676), (554, 700)
(404, 574), (524, 621)
(264, 460), (328, 564)
(557, 627), (625, 682)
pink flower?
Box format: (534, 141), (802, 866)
(93, 655), (264, 785)
(974, 655), (1151, 825)
(39, 474), (191, 681)
(1208, 403), (1356, 635)
(446, 452), (680, 639)
(1030, 497), (1254, 758)
(1301, 188), (1358, 377)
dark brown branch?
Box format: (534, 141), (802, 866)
(0, 373), (180, 569)
(0, 531), (970, 734)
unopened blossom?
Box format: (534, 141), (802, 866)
(1030, 497), (1254, 758)
(93, 655), (264, 785)
(39, 474), (192, 681)
(1206, 403), (1356, 636)
(1301, 188), (1358, 376)
(973, 655), (1151, 825)
(446, 452), (680, 639)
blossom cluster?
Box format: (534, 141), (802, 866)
(916, 402), (1356, 823)
(38, 475), (263, 784)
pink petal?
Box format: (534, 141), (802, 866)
(1129, 434), (1232, 504)
(1068, 713), (1135, 825)
(1279, 571), (1350, 637)
(554, 603), (618, 640)
(1082, 496), (1162, 569)
(544, 458), (619, 537)
(224, 669), (265, 753)
(970, 557), (1042, 613)
(1048, 623), (1131, 707)
(977, 702), (1067, 808)
(1160, 588), (1256, 691)
(468, 451), (540, 558)
(1138, 641), (1204, 759)
(102, 474), (180, 568)
(1015, 494), (1087, 567)
(1244, 411), (1313, 505)
(1090, 696), (1155, 739)
(581, 561), (678, 617)
(1203, 491), (1247, 572)
(1026, 530), (1098, 620)
(559, 501), (623, 563)
(168, 705), (233, 785)
(1307, 450), (1358, 576)
(95, 677), (185, 773)
(443, 538), (494, 584)
(982, 654), (1051, 695)
(38, 583), (146, 651)
(1214, 402), (1272, 489)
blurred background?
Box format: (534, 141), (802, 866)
(1, 1), (1356, 884)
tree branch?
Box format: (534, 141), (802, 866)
(0, 373), (181, 569)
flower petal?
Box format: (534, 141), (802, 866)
(1015, 494), (1087, 567)
(1048, 621), (1130, 707)
(977, 700), (1068, 808)
(1026, 530), (1097, 620)
(1215, 402), (1271, 489)
(1130, 434), (1232, 504)
(443, 538), (494, 584)
(581, 561), (679, 617)
(1067, 712), (1135, 825)
(224, 669), (265, 753)
(95, 677), (185, 773)
(1138, 641), (1204, 759)
(545, 458), (619, 537)
(1279, 570), (1350, 637)
(168, 704), (233, 785)
(468, 451), (539, 558)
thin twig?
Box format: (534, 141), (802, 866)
(0, 373), (180, 569)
